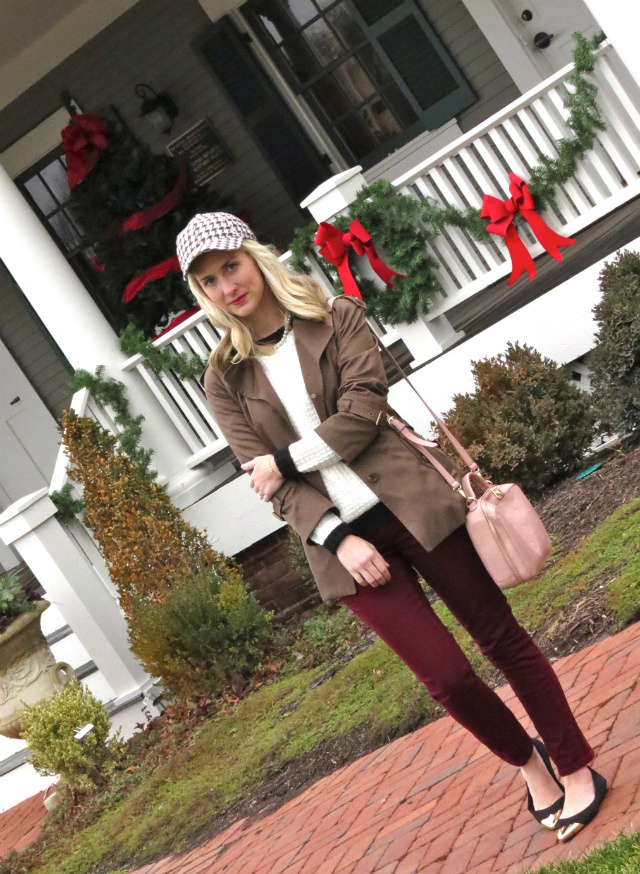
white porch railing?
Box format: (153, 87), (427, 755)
(392, 40), (640, 320)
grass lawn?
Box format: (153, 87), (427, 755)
(5, 498), (640, 874)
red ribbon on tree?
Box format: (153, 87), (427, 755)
(61, 114), (109, 190)
(481, 173), (575, 286)
(153, 306), (201, 340)
(314, 219), (405, 299)
(116, 163), (188, 235)
(122, 255), (181, 303)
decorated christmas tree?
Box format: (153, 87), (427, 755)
(61, 112), (229, 337)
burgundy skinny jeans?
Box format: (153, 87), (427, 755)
(341, 518), (593, 777)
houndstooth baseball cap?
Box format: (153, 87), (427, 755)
(176, 212), (257, 279)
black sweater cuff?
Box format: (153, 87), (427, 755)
(273, 447), (298, 479)
(323, 522), (353, 555)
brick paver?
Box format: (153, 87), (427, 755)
(0, 789), (49, 857)
(6, 623), (640, 872)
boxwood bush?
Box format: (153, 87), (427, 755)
(589, 250), (640, 436)
(441, 342), (596, 495)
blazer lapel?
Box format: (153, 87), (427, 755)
(222, 357), (292, 429)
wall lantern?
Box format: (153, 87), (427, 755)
(135, 83), (178, 134)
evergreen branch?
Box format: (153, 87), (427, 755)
(68, 366), (155, 476)
(50, 482), (86, 522)
(119, 324), (205, 382)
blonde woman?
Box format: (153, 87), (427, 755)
(176, 212), (606, 843)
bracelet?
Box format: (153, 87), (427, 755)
(268, 456), (278, 475)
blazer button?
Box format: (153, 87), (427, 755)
(368, 473), (379, 484)
(310, 393), (317, 399)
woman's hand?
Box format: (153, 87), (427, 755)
(241, 455), (284, 501)
(336, 535), (391, 587)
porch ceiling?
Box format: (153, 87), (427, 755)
(0, 0), (87, 62)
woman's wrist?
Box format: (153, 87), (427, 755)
(273, 447), (297, 479)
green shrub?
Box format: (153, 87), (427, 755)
(293, 605), (367, 667)
(0, 571), (34, 619)
(129, 567), (273, 700)
(21, 680), (124, 791)
(442, 342), (596, 495)
(589, 250), (640, 435)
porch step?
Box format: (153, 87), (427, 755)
(448, 192), (640, 337)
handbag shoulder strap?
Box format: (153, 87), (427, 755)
(325, 294), (479, 487)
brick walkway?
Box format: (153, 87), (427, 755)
(130, 621), (640, 874)
(0, 790), (48, 857)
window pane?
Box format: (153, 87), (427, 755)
(333, 57), (376, 104)
(350, 0), (402, 25)
(24, 176), (57, 214)
(382, 82), (418, 126)
(326, 3), (365, 50)
(357, 44), (393, 88)
(284, 0), (317, 25)
(279, 36), (319, 80)
(48, 210), (82, 251)
(359, 98), (401, 142)
(336, 112), (378, 158)
(40, 159), (70, 204)
(379, 17), (458, 111)
(301, 18), (342, 64)
(310, 75), (352, 119)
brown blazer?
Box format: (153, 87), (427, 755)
(203, 296), (466, 601)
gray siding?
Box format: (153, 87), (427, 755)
(416, 0), (521, 132)
(0, 261), (72, 420)
(0, 0), (309, 248)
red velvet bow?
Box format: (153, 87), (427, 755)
(314, 220), (404, 299)
(122, 255), (181, 303)
(61, 114), (109, 190)
(481, 174), (575, 286)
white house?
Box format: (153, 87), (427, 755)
(0, 0), (639, 813)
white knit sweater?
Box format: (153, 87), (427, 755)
(257, 331), (379, 544)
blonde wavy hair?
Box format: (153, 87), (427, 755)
(187, 238), (330, 371)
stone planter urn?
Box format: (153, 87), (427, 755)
(0, 601), (75, 739)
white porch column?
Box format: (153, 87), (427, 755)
(0, 163), (189, 481)
(0, 489), (149, 701)
(582, 1), (640, 90)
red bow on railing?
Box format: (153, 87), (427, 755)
(481, 174), (575, 286)
(314, 220), (404, 299)
(61, 114), (109, 190)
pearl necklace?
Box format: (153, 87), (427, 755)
(270, 312), (293, 352)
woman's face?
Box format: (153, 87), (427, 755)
(191, 249), (267, 321)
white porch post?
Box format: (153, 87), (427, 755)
(0, 163), (188, 481)
(582, 1), (640, 89)
(0, 490), (149, 701)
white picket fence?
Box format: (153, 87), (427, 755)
(115, 40), (640, 470)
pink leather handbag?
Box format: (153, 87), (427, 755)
(388, 416), (552, 589)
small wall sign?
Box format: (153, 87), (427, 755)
(167, 119), (231, 186)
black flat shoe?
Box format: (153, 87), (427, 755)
(556, 768), (608, 843)
(527, 739), (565, 830)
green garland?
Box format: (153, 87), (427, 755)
(290, 180), (440, 325)
(290, 32), (606, 324)
(119, 324), (205, 382)
(52, 367), (156, 520)
(50, 482), (86, 523)
(68, 366), (155, 475)
(423, 32), (606, 239)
